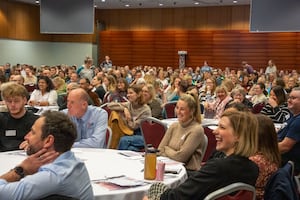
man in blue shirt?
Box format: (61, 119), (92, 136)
(64, 88), (108, 148)
(200, 61), (212, 74)
(278, 87), (300, 174)
(0, 111), (93, 199)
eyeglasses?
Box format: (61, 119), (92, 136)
(288, 96), (300, 100)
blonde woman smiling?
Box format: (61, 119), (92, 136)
(158, 93), (205, 172)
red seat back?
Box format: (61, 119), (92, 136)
(202, 127), (217, 162)
(140, 117), (168, 149)
(252, 103), (265, 114)
(164, 101), (177, 119)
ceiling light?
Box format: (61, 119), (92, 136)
(101, 0), (105, 2)
(35, 0), (39, 4)
(159, 3), (163, 6)
(194, 2), (199, 5)
(125, 4), (130, 7)
(233, 0), (238, 3)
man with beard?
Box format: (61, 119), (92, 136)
(0, 82), (39, 152)
(0, 111), (93, 199)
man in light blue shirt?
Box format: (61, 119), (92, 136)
(0, 111), (93, 200)
(63, 88), (108, 148)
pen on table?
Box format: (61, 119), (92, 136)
(91, 175), (125, 182)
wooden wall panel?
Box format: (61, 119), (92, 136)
(0, 0), (95, 42)
(99, 30), (300, 71)
(0, 1), (9, 37)
(2, 1), (300, 70)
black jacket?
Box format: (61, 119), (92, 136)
(161, 154), (259, 200)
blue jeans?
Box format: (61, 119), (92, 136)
(118, 135), (145, 152)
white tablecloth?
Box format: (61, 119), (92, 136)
(161, 118), (219, 128)
(0, 148), (187, 200)
(25, 105), (59, 115)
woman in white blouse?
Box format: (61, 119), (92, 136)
(28, 76), (58, 106)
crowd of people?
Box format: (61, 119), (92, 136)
(0, 56), (299, 199)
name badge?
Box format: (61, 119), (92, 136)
(5, 130), (17, 137)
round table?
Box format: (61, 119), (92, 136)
(161, 118), (219, 128)
(0, 148), (187, 200)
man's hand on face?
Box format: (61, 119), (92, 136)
(19, 140), (29, 151)
(20, 148), (59, 176)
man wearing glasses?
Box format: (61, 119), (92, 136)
(278, 87), (300, 174)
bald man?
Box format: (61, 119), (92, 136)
(62, 88), (108, 148)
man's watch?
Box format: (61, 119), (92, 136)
(13, 166), (25, 178)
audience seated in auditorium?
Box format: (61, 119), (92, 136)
(108, 85), (151, 151)
(52, 76), (66, 95)
(28, 76), (58, 106)
(163, 75), (181, 103)
(106, 77), (128, 103)
(278, 87), (300, 174)
(11, 75), (25, 86)
(143, 110), (259, 200)
(142, 84), (162, 119)
(68, 72), (79, 84)
(199, 77), (216, 104)
(226, 87), (253, 110)
(260, 86), (291, 123)
(23, 65), (37, 86)
(203, 84), (232, 119)
(3, 111), (93, 199)
(285, 76), (298, 94)
(158, 93), (205, 173)
(91, 76), (106, 102)
(0, 82), (39, 152)
(62, 88), (108, 148)
(249, 114), (281, 200)
(102, 75), (117, 103)
(79, 78), (101, 106)
(251, 83), (268, 105)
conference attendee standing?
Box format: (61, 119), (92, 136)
(63, 88), (108, 148)
(100, 55), (113, 71)
(242, 61), (254, 74)
(0, 82), (39, 152)
(0, 111), (93, 199)
(265, 59), (277, 76)
(79, 56), (94, 81)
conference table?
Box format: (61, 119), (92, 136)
(161, 118), (219, 129)
(0, 148), (187, 200)
(0, 105), (59, 114)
